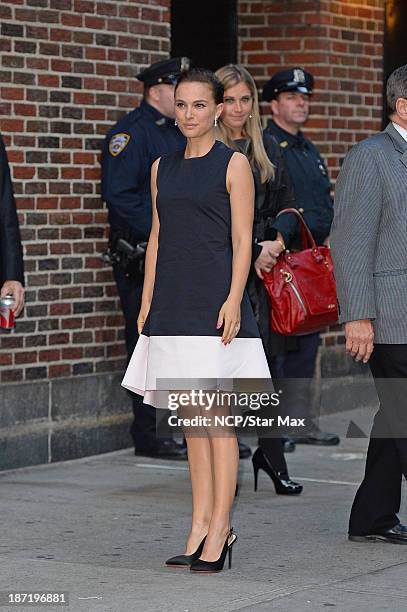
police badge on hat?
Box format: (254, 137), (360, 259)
(109, 133), (130, 157)
(137, 57), (191, 87)
(293, 68), (305, 83)
(262, 67), (314, 102)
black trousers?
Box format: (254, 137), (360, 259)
(261, 332), (321, 443)
(257, 332), (321, 472)
(273, 332), (320, 425)
(113, 265), (160, 450)
(349, 343), (407, 535)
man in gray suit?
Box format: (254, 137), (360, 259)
(330, 65), (407, 544)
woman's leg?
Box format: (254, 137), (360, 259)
(258, 436), (288, 474)
(256, 400), (289, 474)
(180, 407), (214, 554)
(200, 409), (239, 561)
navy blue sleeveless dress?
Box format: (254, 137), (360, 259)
(122, 141), (270, 407)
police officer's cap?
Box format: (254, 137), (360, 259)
(262, 67), (314, 102)
(137, 57), (191, 87)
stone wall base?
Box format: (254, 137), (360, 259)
(0, 348), (378, 471)
(0, 373), (133, 471)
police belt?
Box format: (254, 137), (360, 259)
(103, 229), (147, 278)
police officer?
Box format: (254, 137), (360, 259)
(262, 68), (340, 446)
(0, 134), (24, 316)
(101, 58), (190, 459)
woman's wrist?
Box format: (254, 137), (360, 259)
(227, 291), (243, 305)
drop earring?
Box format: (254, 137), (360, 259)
(214, 116), (218, 127)
(249, 114), (252, 119)
(174, 119), (178, 126)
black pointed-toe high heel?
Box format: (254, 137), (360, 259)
(165, 535), (207, 567)
(190, 528), (237, 573)
(252, 447), (303, 495)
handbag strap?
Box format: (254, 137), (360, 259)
(276, 207), (316, 250)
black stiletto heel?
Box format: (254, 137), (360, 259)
(252, 448), (303, 495)
(190, 528), (237, 573)
(165, 535), (207, 567)
(253, 462), (259, 492)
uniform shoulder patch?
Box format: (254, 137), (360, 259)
(109, 132), (130, 157)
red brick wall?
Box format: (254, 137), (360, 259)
(0, 0), (386, 383)
(238, 0), (384, 179)
(0, 0), (170, 384)
(238, 0), (384, 350)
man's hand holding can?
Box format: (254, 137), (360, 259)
(1, 280), (24, 319)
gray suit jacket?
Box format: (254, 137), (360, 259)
(330, 123), (407, 344)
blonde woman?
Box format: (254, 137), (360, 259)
(215, 64), (303, 496)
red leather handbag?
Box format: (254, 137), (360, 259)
(261, 208), (338, 335)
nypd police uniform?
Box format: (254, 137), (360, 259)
(262, 68), (339, 446)
(263, 68), (333, 249)
(102, 58), (189, 240)
(101, 58), (189, 457)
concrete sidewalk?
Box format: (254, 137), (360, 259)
(0, 408), (406, 612)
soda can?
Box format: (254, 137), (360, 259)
(0, 295), (15, 329)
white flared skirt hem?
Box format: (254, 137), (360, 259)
(121, 334), (271, 408)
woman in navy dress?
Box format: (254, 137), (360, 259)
(122, 69), (270, 572)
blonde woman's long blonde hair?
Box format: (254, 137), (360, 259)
(215, 64), (275, 184)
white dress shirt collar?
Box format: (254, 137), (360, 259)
(392, 121), (407, 142)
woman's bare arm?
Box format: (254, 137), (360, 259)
(217, 152), (254, 344)
(137, 157), (160, 333)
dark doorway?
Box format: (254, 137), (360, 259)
(384, 0), (407, 121)
(171, 0), (237, 71)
